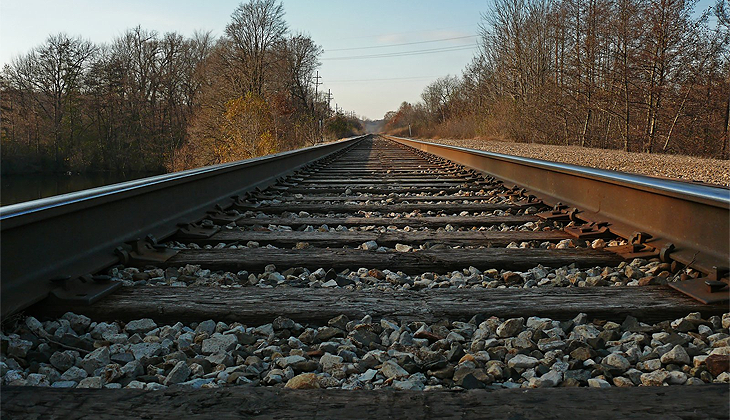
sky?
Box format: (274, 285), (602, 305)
(0, 0), (718, 120)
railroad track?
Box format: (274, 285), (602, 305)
(1, 135), (728, 419)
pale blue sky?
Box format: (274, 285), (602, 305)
(0, 0), (717, 120)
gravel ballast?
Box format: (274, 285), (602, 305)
(419, 138), (730, 186)
(2, 312), (728, 391)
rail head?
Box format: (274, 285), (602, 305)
(386, 135), (730, 277)
(1, 136), (368, 227)
(0, 135), (368, 318)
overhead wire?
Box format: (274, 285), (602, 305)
(326, 35), (478, 52)
(322, 44), (477, 61)
(325, 76), (441, 83)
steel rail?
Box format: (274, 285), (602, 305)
(386, 135), (730, 279)
(0, 135), (368, 318)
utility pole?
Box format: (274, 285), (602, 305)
(327, 89), (333, 116)
(313, 71), (323, 142)
(313, 71), (322, 102)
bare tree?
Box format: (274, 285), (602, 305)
(4, 33), (96, 168)
(225, 0), (287, 95)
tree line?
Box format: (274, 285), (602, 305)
(0, 0), (362, 174)
(385, 0), (729, 158)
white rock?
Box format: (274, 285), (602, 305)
(660, 345), (690, 365)
(507, 354), (539, 369)
(380, 360), (409, 378)
(587, 378), (611, 388)
(528, 370), (562, 387)
(395, 244), (412, 252)
(319, 353), (343, 371)
(77, 376), (103, 389)
(666, 371), (688, 385)
(125, 319), (157, 334)
(603, 353), (630, 372)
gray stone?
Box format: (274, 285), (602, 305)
(51, 381), (77, 388)
(453, 367), (491, 389)
(642, 359), (662, 371)
(564, 369), (592, 382)
(272, 316), (296, 331)
(321, 279), (339, 288)
(195, 320), (216, 336)
(359, 369), (378, 382)
(25, 317), (46, 336)
(537, 337), (566, 352)
(570, 324), (601, 341)
(350, 329), (380, 347)
(603, 353), (631, 372)
(3, 370), (25, 386)
(380, 360), (409, 379)
(507, 354), (539, 369)
(666, 371), (688, 385)
(176, 378), (215, 389)
(130, 342), (163, 361)
(206, 353), (234, 367)
(80, 346), (110, 375)
(50, 350), (77, 372)
(277, 355), (307, 369)
(640, 370), (668, 386)
(111, 352), (135, 365)
(528, 369), (562, 387)
(90, 322), (119, 340)
(319, 353), (344, 372)
(201, 333), (238, 355)
(77, 376), (103, 389)
(164, 360), (191, 385)
(263, 369), (285, 385)
(60, 366), (88, 382)
(26, 373), (50, 387)
(7, 337), (32, 359)
(393, 377), (425, 390)
(362, 241), (378, 251)
(37, 366), (60, 383)
(624, 368), (643, 385)
(496, 317), (524, 338)
(660, 345), (690, 365)
(125, 319), (157, 335)
(62, 312), (92, 334)
(587, 378), (611, 388)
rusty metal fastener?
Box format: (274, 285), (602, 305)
(705, 280), (729, 293)
(660, 243), (676, 262)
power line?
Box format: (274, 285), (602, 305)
(333, 24), (480, 42)
(326, 35), (478, 52)
(326, 76), (439, 83)
(322, 44), (476, 61)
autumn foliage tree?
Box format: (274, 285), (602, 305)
(1, 0), (328, 174)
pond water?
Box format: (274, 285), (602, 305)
(1, 172), (165, 207)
